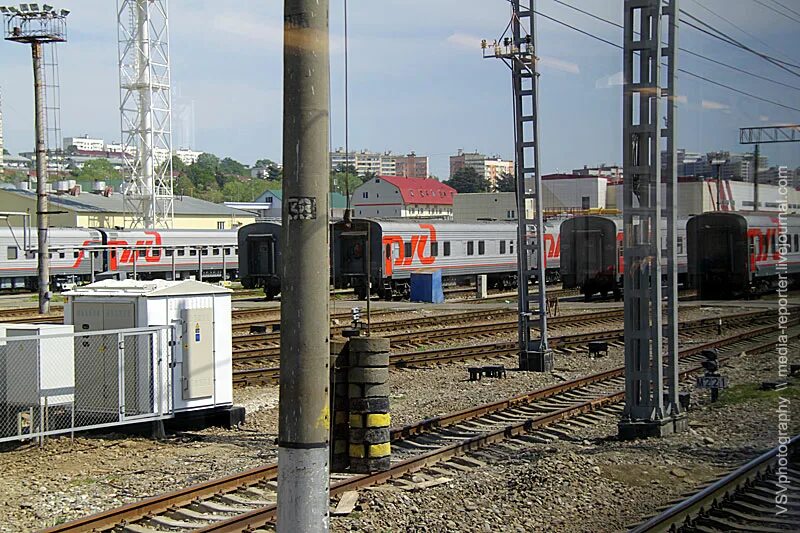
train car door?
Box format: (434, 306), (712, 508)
(247, 234), (276, 280)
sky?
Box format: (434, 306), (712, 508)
(1, 0), (798, 178)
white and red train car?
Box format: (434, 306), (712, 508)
(332, 218), (563, 299)
(560, 215), (689, 300)
(0, 227), (238, 290)
(687, 212), (800, 298)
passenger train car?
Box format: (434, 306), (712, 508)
(687, 212), (800, 298)
(0, 227), (239, 290)
(331, 218), (564, 299)
(237, 222), (282, 298)
(560, 215), (688, 300)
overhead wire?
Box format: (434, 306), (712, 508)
(769, 0), (800, 19)
(343, 0), (351, 211)
(679, 10), (800, 76)
(751, 0), (800, 25)
(532, 9), (800, 114)
(547, 0), (800, 92)
(687, 0), (799, 66)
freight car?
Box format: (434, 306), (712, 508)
(0, 227), (239, 290)
(331, 218), (563, 299)
(560, 215), (688, 300)
(687, 212), (800, 298)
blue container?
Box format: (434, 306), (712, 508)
(410, 268), (444, 303)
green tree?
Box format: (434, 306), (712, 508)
(171, 155), (187, 174)
(187, 162), (216, 190)
(445, 166), (490, 193)
(331, 166), (362, 196)
(196, 153), (220, 171)
(254, 159), (283, 181)
(496, 172), (516, 192)
(71, 158), (120, 182)
(219, 157), (247, 176)
(2, 148), (9, 155)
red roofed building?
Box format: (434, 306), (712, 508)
(351, 175), (456, 219)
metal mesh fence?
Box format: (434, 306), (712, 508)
(0, 326), (172, 443)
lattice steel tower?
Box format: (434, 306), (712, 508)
(117, 0), (173, 228)
(483, 0), (552, 372)
(619, 0), (684, 439)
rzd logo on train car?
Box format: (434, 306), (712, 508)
(381, 225), (560, 275)
(72, 231), (164, 271)
(747, 224), (783, 272)
(382, 224), (437, 276)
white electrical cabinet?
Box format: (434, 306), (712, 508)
(0, 324), (75, 407)
(64, 279), (233, 414)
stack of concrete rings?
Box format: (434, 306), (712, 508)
(347, 336), (391, 473)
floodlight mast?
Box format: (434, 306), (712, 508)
(482, 0), (552, 372)
(118, 0), (173, 229)
(2, 4), (68, 314)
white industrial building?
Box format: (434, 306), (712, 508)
(606, 179), (800, 216)
(453, 192), (534, 222)
(173, 148), (203, 165)
(64, 135), (105, 152)
(540, 174), (608, 212)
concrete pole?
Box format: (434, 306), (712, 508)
(32, 42), (50, 314)
(277, 0), (331, 531)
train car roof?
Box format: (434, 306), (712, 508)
(338, 217), (518, 231)
(691, 211), (800, 225)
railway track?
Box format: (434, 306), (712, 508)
(630, 435), (800, 532)
(44, 321), (799, 532)
(231, 309), (779, 384)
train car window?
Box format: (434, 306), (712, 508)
(467, 241), (474, 256)
(431, 241), (438, 257)
(190, 249), (197, 256)
(225, 247), (232, 255)
(7, 247), (17, 260)
(166, 249), (174, 257)
(794, 234), (799, 252)
(509, 241), (514, 254)
(677, 236), (684, 255)
(235, 247), (239, 255)
(444, 241), (451, 256)
(178, 249), (186, 257)
(73, 251), (80, 259)
(59, 251), (66, 259)
(478, 241), (485, 255)
(201, 249), (209, 256)
(404, 242), (412, 258)
(212, 248), (220, 255)
(385, 244), (391, 259)
(152, 249), (161, 257)
(772, 235), (776, 254)
(500, 241), (506, 254)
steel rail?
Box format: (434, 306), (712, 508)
(200, 325), (799, 532)
(44, 322), (798, 532)
(631, 434), (800, 532)
(232, 310), (781, 383)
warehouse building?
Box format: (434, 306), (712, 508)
(0, 186), (255, 229)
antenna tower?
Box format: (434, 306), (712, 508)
(117, 0), (173, 228)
